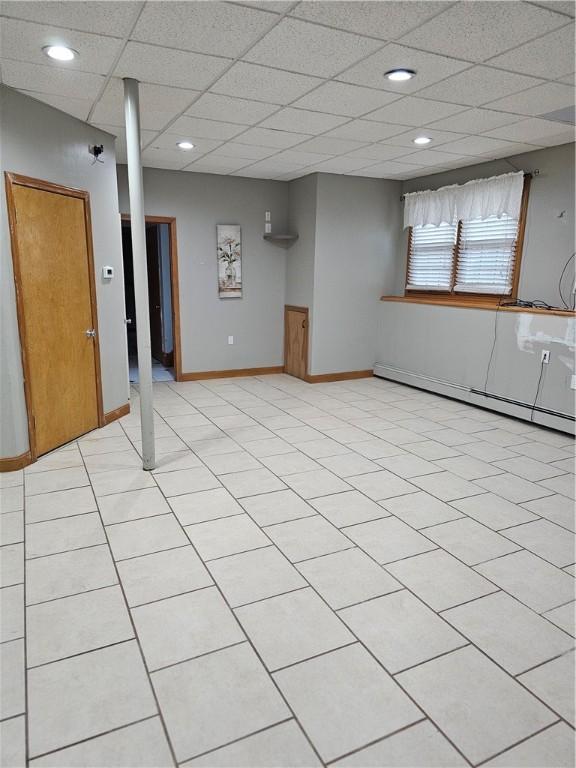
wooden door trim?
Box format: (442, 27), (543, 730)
(121, 214), (182, 381)
(284, 305), (309, 381)
(5, 172), (104, 461)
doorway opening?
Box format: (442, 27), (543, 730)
(121, 217), (178, 383)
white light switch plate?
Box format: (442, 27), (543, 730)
(228, 336), (234, 345)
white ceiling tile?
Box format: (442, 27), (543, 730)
(294, 136), (368, 154)
(1, 59), (104, 99)
(168, 115), (244, 141)
(484, 117), (576, 146)
(384, 127), (468, 148)
(93, 124), (157, 150)
(291, 1), (453, 41)
(325, 119), (412, 142)
(235, 158), (306, 177)
(259, 107), (348, 134)
(487, 23), (575, 80)
(418, 66), (543, 107)
(397, 148), (466, 166)
(0, 18), (123, 75)
(337, 43), (470, 93)
(188, 155), (253, 173)
(141, 147), (191, 170)
(398, 1), (568, 62)
(147, 134), (223, 159)
(211, 61), (321, 104)
(185, 93), (278, 125)
(310, 156), (376, 173)
(345, 144), (412, 161)
(243, 17), (382, 78)
(479, 142), (546, 159)
(484, 81), (575, 116)
(271, 149), (332, 166)
(210, 142), (277, 160)
(355, 160), (428, 178)
(0, 1), (140, 36)
(292, 81), (401, 117)
(132, 1), (276, 57)
(436, 135), (531, 156)
(92, 79), (198, 129)
(427, 107), (524, 133)
(276, 169), (310, 181)
(20, 89), (92, 121)
(234, 127), (311, 148)
(364, 97), (466, 126)
(114, 41), (230, 91)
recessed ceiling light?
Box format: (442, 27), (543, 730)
(413, 136), (432, 145)
(43, 45), (77, 61)
(385, 68), (416, 82)
(177, 141), (195, 150)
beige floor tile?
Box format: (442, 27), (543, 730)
(26, 512), (106, 559)
(236, 588), (354, 671)
(382, 491), (463, 529)
(346, 517), (437, 565)
(274, 644), (421, 762)
(424, 518), (520, 565)
(208, 546), (306, 607)
(133, 587), (244, 670)
(25, 467), (89, 496)
(503, 519), (575, 567)
(185, 513), (270, 561)
(310, 490), (389, 528)
(0, 715), (25, 768)
(334, 720), (466, 767)
(298, 548), (401, 609)
(1, 543), (24, 588)
(387, 550), (496, 611)
(91, 468), (156, 497)
(519, 651), (575, 725)
(485, 722), (575, 768)
(444, 591), (574, 674)
(219, 468), (286, 498)
(0, 510), (24, 546)
(398, 646), (556, 765)
(451, 493), (538, 530)
(28, 641), (157, 758)
(98, 487), (171, 525)
(27, 585), (133, 667)
(152, 643), (289, 762)
(183, 720), (320, 768)
(169, 487), (244, 526)
(0, 639), (25, 719)
(265, 515), (351, 563)
(30, 717), (173, 767)
(26, 545), (117, 605)
(107, 514), (188, 561)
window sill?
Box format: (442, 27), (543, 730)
(380, 295), (576, 318)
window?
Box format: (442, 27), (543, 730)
(405, 177), (529, 303)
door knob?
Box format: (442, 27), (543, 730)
(85, 329), (96, 338)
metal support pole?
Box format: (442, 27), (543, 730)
(123, 77), (155, 470)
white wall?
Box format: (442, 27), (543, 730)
(117, 165), (289, 374)
(375, 302), (575, 432)
(0, 86), (127, 460)
(311, 173), (402, 375)
(400, 143), (576, 307)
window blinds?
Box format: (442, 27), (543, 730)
(454, 214), (519, 295)
(406, 222), (457, 291)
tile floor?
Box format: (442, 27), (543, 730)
(1, 373), (574, 767)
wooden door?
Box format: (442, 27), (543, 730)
(284, 306), (308, 380)
(6, 174), (102, 458)
(146, 225), (163, 364)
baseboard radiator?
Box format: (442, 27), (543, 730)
(373, 363), (575, 436)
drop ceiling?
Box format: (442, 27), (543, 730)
(0, 0), (574, 180)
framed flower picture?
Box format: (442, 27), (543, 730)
(217, 224), (242, 298)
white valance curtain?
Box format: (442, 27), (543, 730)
(403, 171), (524, 228)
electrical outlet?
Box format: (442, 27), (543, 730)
(541, 350), (550, 364)
(228, 335), (234, 345)
(265, 211), (271, 222)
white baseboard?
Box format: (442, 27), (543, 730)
(373, 363), (575, 436)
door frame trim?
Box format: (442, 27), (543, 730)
(121, 214), (182, 381)
(284, 305), (309, 381)
(5, 172), (104, 461)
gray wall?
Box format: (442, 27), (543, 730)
(401, 142), (575, 307)
(158, 223), (173, 354)
(375, 302), (575, 431)
(311, 173), (402, 375)
(0, 87), (127, 459)
(117, 166), (289, 373)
